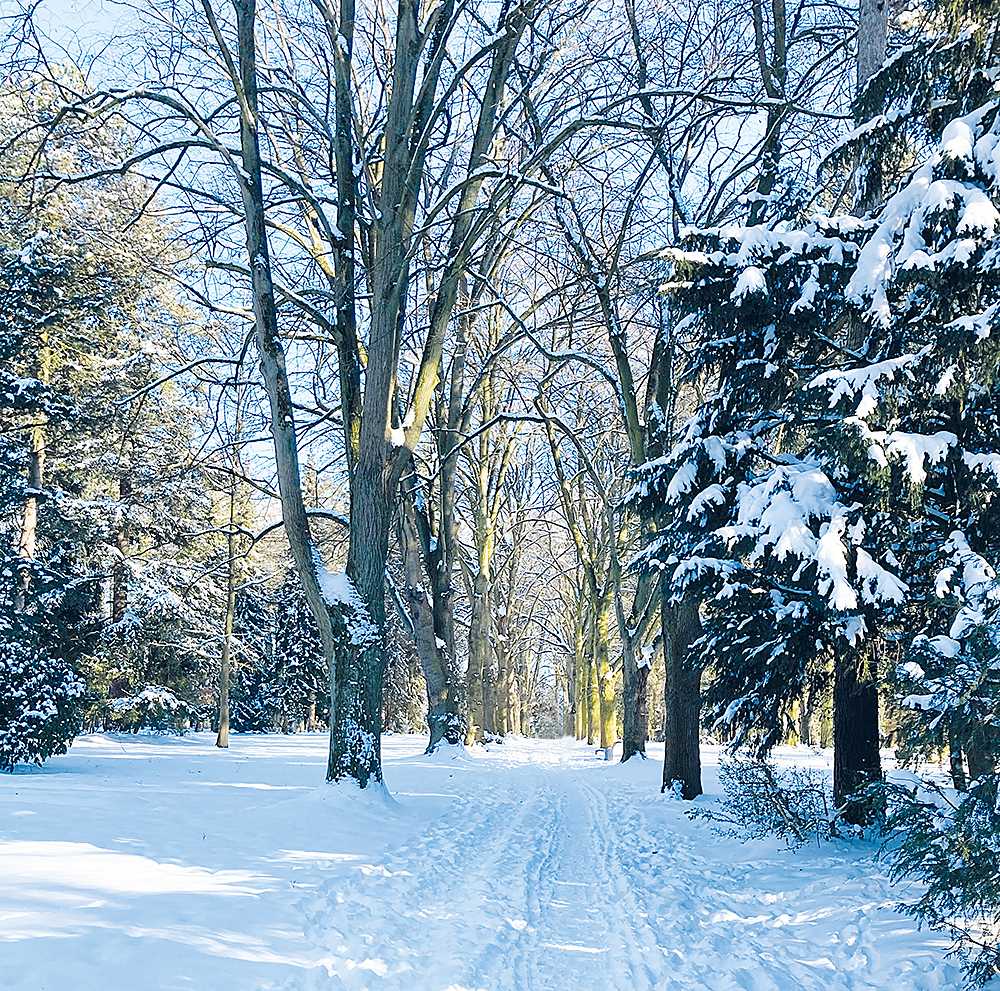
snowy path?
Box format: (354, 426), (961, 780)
(0, 734), (983, 990)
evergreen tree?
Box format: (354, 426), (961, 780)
(633, 0), (1000, 804)
(0, 562), (94, 770)
(272, 573), (328, 731)
(0, 76), (227, 738)
(634, 0), (1000, 977)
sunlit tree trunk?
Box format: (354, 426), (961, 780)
(216, 502), (236, 748)
(14, 335), (50, 612)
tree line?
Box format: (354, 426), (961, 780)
(2, 0), (1000, 978)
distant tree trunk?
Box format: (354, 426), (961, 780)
(797, 690), (812, 747)
(483, 657), (498, 738)
(621, 578), (654, 760)
(399, 485), (456, 752)
(662, 596), (702, 799)
(623, 660), (649, 758)
(595, 599), (615, 749)
(563, 654), (576, 736)
(832, 641), (881, 822)
(15, 331), (49, 612)
(949, 733), (968, 792)
(112, 440), (133, 623)
(586, 649), (597, 746)
(466, 567), (490, 744)
(14, 423), (45, 611)
(216, 514), (236, 748)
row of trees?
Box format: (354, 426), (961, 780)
(3, 0), (1000, 973)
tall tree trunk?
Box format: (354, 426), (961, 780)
(466, 568), (490, 744)
(829, 1), (891, 812)
(857, 0), (888, 96)
(216, 491), (236, 748)
(662, 596), (702, 798)
(233, 0), (357, 780)
(563, 654), (576, 737)
(399, 486), (455, 751)
(332, 455), (391, 785)
(595, 599), (616, 749)
(586, 648), (597, 746)
(483, 658), (498, 738)
(833, 641), (881, 822)
(112, 433), (133, 624)
(855, 0), (888, 214)
(748, 0), (787, 225)
(622, 659), (650, 758)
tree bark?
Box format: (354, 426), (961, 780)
(399, 484), (456, 752)
(832, 641), (881, 823)
(14, 424), (45, 611)
(857, 0), (888, 96)
(748, 0), (788, 225)
(622, 660), (650, 758)
(216, 491), (236, 748)
(232, 0), (353, 777)
(856, 0), (888, 213)
(662, 596), (702, 799)
(466, 567), (490, 744)
(595, 599), (616, 749)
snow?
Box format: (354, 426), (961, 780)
(730, 266), (767, 302)
(312, 557), (379, 648)
(0, 734), (972, 991)
(964, 450), (1000, 481)
(849, 422), (957, 484)
(809, 349), (930, 417)
(316, 567), (356, 606)
(815, 517), (858, 611)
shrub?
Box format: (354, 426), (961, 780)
(0, 634), (87, 771)
(876, 775), (1000, 987)
(690, 758), (850, 848)
(104, 684), (198, 734)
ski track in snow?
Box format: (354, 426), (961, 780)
(0, 734), (984, 991)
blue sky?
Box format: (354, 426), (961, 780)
(2, 0), (137, 76)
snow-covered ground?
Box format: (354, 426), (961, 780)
(0, 733), (982, 991)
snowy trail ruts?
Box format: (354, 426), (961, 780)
(278, 742), (961, 991)
(282, 747), (668, 991)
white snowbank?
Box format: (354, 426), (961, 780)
(0, 735), (971, 991)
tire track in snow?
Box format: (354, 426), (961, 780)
(512, 767), (664, 991)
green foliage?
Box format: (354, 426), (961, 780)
(101, 685), (201, 735)
(272, 574), (329, 728)
(0, 575), (94, 770)
(877, 775), (1000, 985)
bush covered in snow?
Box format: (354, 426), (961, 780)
(689, 758), (849, 848)
(0, 624), (87, 771)
(102, 685), (200, 734)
